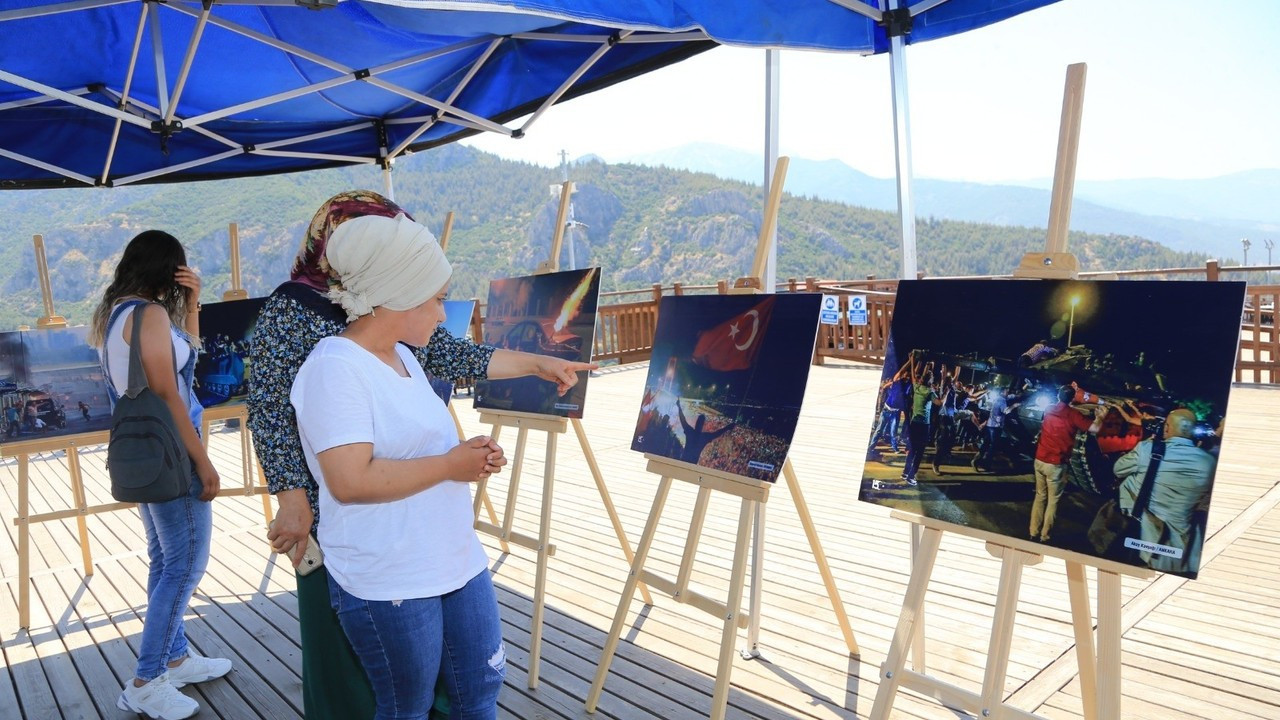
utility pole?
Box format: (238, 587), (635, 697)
(1242, 238), (1251, 268)
(1265, 239), (1274, 282)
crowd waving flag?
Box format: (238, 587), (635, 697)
(692, 296), (775, 372)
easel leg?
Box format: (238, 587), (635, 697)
(257, 460), (274, 525)
(499, 427), (529, 541)
(571, 418), (651, 604)
(909, 524), (925, 671)
(1066, 561), (1099, 720)
(66, 447), (93, 576)
(1095, 570), (1122, 720)
(742, 501), (765, 659)
(709, 496), (756, 720)
(979, 546), (1031, 717)
(586, 476), (673, 713)
(675, 487), (712, 596)
(782, 460), (858, 655)
(526, 432), (556, 690)
(869, 525), (941, 720)
(17, 454), (30, 630)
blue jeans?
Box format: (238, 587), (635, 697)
(868, 408), (901, 452)
(328, 570), (505, 720)
(136, 472), (213, 681)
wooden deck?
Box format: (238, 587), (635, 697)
(2, 361), (1277, 719)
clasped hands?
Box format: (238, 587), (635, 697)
(452, 434), (506, 482)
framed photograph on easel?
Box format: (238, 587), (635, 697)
(859, 278), (1245, 579)
(474, 267), (601, 418)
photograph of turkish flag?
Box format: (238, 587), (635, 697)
(692, 296), (775, 372)
(632, 293), (821, 483)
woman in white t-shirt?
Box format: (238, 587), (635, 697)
(89, 230), (232, 720)
(291, 214), (508, 720)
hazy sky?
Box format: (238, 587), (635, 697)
(461, 0), (1280, 183)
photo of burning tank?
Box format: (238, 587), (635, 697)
(2, 326), (113, 443)
(631, 293), (821, 483)
(474, 268), (601, 418)
(425, 299), (477, 405)
(194, 298), (267, 408)
(859, 279), (1245, 579)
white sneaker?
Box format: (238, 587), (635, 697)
(167, 648), (232, 688)
(117, 673), (199, 720)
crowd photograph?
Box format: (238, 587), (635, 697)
(859, 279), (1245, 578)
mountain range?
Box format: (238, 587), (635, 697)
(0, 143), (1230, 331)
(621, 143), (1280, 259)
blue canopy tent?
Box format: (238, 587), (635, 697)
(0, 0), (1060, 272)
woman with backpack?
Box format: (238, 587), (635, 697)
(90, 230), (232, 720)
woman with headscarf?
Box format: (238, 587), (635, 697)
(248, 191), (593, 720)
(293, 212), (506, 719)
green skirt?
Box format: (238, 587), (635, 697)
(296, 566), (451, 718)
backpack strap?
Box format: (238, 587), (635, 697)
(104, 300), (179, 401)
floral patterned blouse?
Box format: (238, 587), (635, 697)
(247, 282), (495, 535)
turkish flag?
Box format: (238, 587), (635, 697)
(692, 296), (775, 371)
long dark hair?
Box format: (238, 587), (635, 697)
(89, 230), (191, 347)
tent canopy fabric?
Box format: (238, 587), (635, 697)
(0, 0), (1057, 189)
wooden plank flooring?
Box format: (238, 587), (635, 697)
(1, 361), (1276, 719)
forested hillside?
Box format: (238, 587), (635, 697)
(0, 144), (1207, 330)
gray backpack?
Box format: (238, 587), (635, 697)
(106, 302), (190, 504)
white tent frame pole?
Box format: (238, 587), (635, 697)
(254, 149), (377, 164)
(363, 77), (513, 137)
(0, 147), (95, 185)
(508, 30), (709, 43)
(114, 147), (244, 186)
(166, 4), (513, 136)
(519, 30), (632, 135)
(102, 3), (151, 184)
(827, 0), (883, 21)
(255, 122), (376, 151)
(181, 75), (357, 127)
(163, 3), (211, 125)
(909, 0), (950, 15)
(0, 87), (90, 112)
(254, 121), (373, 149)
(99, 88), (241, 149)
(886, 0), (918, 280)
(0, 70), (151, 129)
(390, 38), (504, 159)
(742, 46), (781, 660)
(383, 164), (395, 202)
(148, 6), (170, 119)
(763, 49), (781, 294)
(0, 0), (128, 22)
(177, 37), (491, 128)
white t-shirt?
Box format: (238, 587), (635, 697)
(291, 336), (487, 601)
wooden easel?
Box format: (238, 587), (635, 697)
(469, 183), (650, 689)
(223, 223), (250, 300)
(869, 514), (1152, 720)
(4, 233), (273, 628)
(870, 63), (1154, 720)
(585, 455), (858, 720)
(587, 156), (858, 720)
(437, 211), (508, 552)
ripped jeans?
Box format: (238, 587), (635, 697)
(328, 570), (505, 720)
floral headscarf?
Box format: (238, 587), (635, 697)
(290, 189), (413, 291)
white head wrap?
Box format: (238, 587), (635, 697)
(325, 214), (452, 322)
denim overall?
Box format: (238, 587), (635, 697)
(101, 299), (212, 681)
